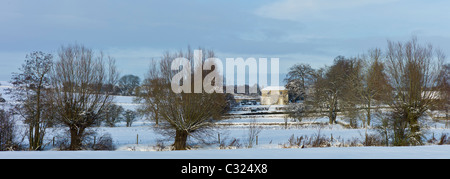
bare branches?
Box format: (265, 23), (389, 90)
(137, 47), (228, 150)
(50, 44), (119, 150)
(385, 37), (445, 145)
(284, 63), (315, 102)
(7, 51), (53, 150)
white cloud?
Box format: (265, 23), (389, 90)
(255, 0), (399, 21)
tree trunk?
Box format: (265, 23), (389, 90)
(33, 122), (41, 150)
(32, 80), (44, 150)
(29, 125), (35, 150)
(173, 130), (189, 150)
(409, 116), (421, 145)
(328, 110), (337, 124)
(29, 124), (42, 151)
(329, 101), (337, 124)
(29, 88), (43, 151)
(367, 99), (371, 127)
(69, 126), (85, 150)
(328, 97), (338, 124)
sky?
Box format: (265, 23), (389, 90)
(1, 0), (450, 82)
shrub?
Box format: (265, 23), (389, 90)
(92, 134), (115, 151)
(219, 137), (242, 149)
(55, 131), (115, 151)
(0, 110), (21, 151)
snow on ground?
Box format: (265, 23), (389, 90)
(2, 82), (450, 159)
(2, 145), (450, 159)
(3, 123), (449, 159)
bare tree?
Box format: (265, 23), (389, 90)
(339, 57), (364, 128)
(123, 109), (138, 127)
(118, 74), (140, 96)
(135, 59), (162, 127)
(104, 104), (124, 127)
(50, 44), (119, 150)
(362, 49), (391, 126)
(284, 63), (315, 102)
(247, 119), (262, 148)
(310, 56), (362, 124)
(385, 37), (445, 145)
(7, 51), (53, 150)
(350, 49), (391, 127)
(439, 64), (450, 123)
(137, 47), (228, 150)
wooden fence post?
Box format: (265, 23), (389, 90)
(218, 133), (221, 144)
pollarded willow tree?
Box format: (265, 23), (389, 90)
(137, 47), (228, 150)
(50, 44), (119, 150)
(385, 37), (446, 145)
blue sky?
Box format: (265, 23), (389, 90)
(1, 0), (449, 82)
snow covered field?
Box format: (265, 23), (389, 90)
(2, 145), (450, 159)
(2, 116), (450, 159)
(2, 81), (450, 159)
